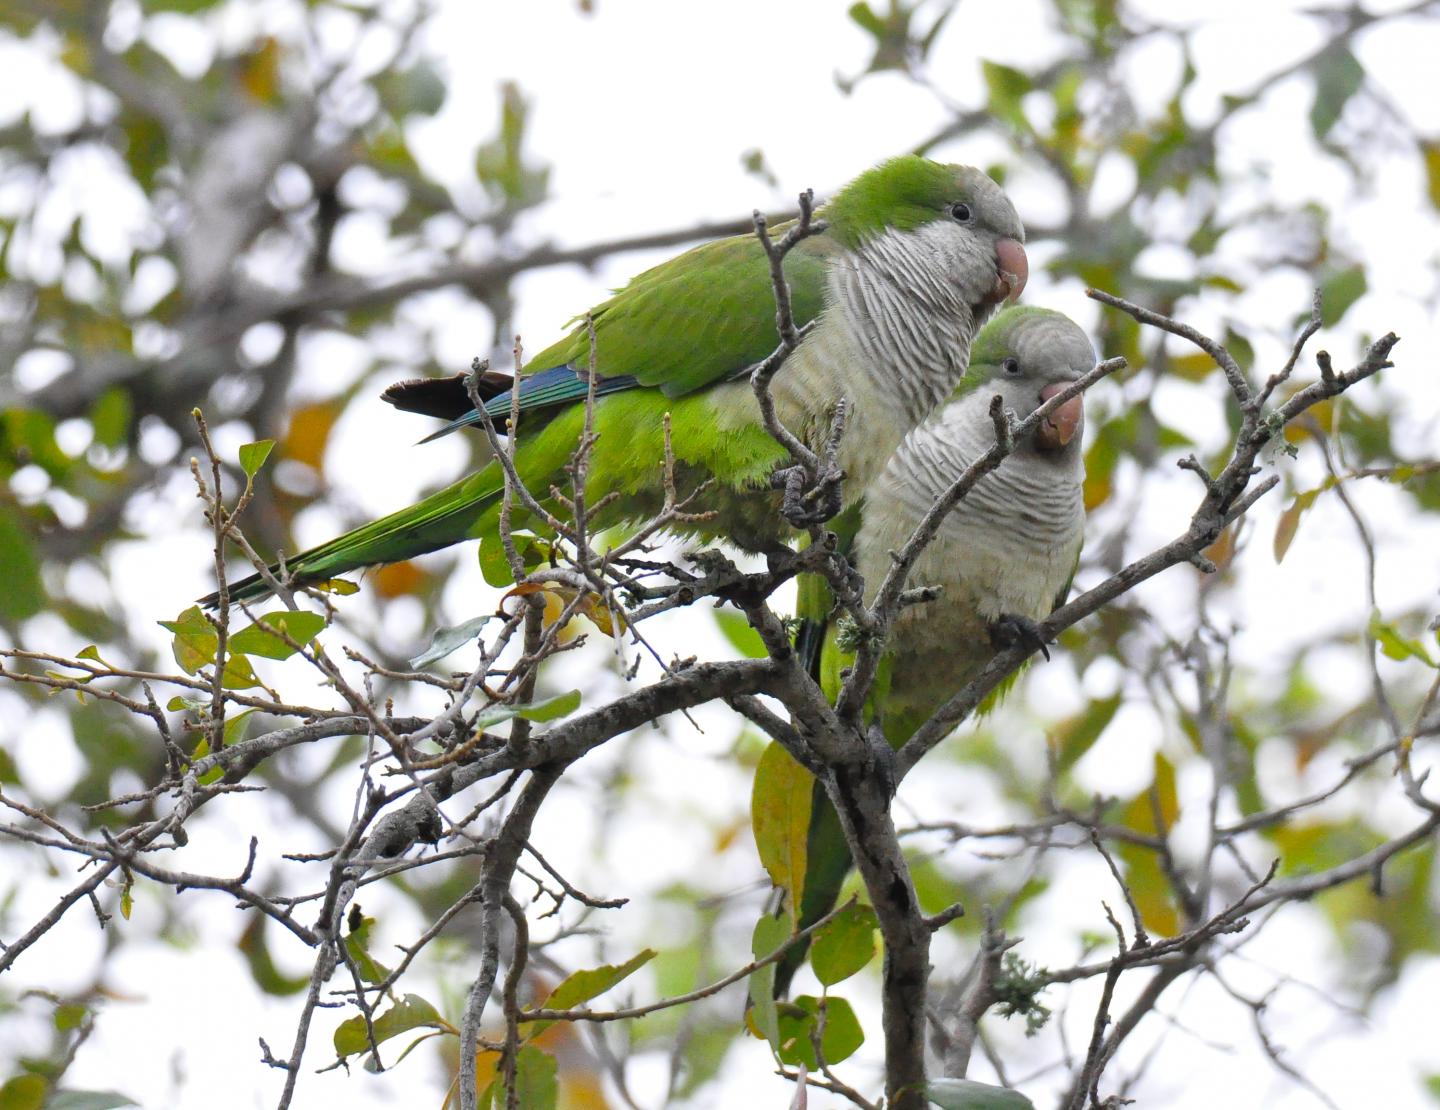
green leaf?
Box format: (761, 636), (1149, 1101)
(1309, 46), (1365, 139)
(747, 913), (790, 1051)
(810, 903), (877, 986)
(713, 608), (765, 659)
(751, 743), (813, 926)
(377, 62), (447, 117)
(222, 709), (256, 749)
(46, 1091), (140, 1110)
(474, 83), (549, 210)
(0, 509), (45, 621)
(333, 994), (443, 1059)
(775, 995), (863, 1068)
(529, 949), (655, 1036)
(158, 606), (218, 675)
(1052, 694), (1122, 773)
(1368, 609), (1437, 667)
(478, 532), (550, 588)
(847, 1), (886, 37)
(53, 1003), (88, 1032)
(4, 407), (69, 477)
(926, 1077), (1037, 1109)
(228, 611), (326, 660)
(478, 531), (515, 588)
(238, 916), (310, 996)
(409, 615), (496, 668)
(88, 388), (132, 450)
(505, 1046), (558, 1110)
(473, 690), (581, 730)
(238, 440), (275, 481)
(142, 0), (223, 11)
(1318, 267), (1366, 325)
(982, 60), (1033, 132)
(344, 917), (393, 985)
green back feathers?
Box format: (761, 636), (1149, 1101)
(521, 231), (837, 399)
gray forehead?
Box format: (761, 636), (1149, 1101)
(1012, 316), (1096, 377)
(960, 168), (1024, 241)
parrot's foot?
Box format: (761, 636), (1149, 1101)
(771, 461), (846, 527)
(988, 614), (1051, 661)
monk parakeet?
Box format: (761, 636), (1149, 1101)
(213, 156), (1026, 604)
(771, 305), (1092, 995)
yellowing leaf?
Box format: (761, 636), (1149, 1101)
(158, 606), (217, 674)
(501, 583), (623, 639)
(283, 401), (341, 471)
(1130, 753), (1180, 833)
(1273, 488), (1321, 563)
(1424, 142), (1440, 210)
(750, 743), (814, 926)
(372, 560), (426, 599)
(311, 577), (359, 596)
(1115, 842), (1179, 937)
(1168, 352), (1217, 382)
(0, 1074), (48, 1110)
(1203, 524), (1236, 571)
(1273, 502), (1302, 563)
(238, 37), (282, 103)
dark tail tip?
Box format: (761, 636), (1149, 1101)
(198, 572), (272, 610)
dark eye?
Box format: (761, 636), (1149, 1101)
(949, 202), (974, 223)
(1002, 357), (1021, 375)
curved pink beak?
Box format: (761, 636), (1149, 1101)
(1036, 381), (1083, 451)
(989, 237), (1028, 305)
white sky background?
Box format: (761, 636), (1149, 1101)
(3, 0), (1440, 1107)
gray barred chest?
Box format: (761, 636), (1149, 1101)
(857, 488), (1081, 653)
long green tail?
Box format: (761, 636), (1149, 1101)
(205, 467), (503, 607)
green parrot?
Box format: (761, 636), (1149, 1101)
(771, 306), (1092, 996)
(211, 156), (1026, 605)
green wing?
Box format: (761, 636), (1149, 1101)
(523, 229), (838, 397)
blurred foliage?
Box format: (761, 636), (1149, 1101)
(1, 0), (1438, 1107)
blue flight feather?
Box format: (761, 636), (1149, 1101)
(418, 365), (640, 444)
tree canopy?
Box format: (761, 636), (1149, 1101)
(2, 2), (1439, 1108)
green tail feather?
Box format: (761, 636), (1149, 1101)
(206, 467), (503, 607)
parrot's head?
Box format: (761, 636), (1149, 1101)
(823, 155), (1028, 320)
(965, 306), (1095, 457)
